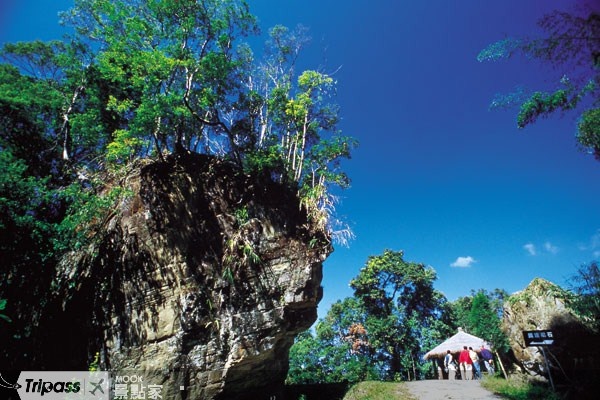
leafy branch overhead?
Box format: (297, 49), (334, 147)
(478, 9), (600, 160)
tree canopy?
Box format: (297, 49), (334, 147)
(478, 8), (600, 160)
(288, 250), (455, 383)
(287, 253), (523, 384)
(567, 261), (600, 332)
(0, 0), (356, 258)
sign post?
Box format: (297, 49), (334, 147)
(523, 330), (555, 346)
(522, 330), (555, 391)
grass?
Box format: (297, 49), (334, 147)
(480, 376), (561, 400)
(342, 381), (416, 400)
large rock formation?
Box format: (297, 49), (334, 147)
(503, 278), (575, 376)
(39, 154), (331, 399)
(503, 278), (600, 397)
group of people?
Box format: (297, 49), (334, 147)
(443, 345), (494, 380)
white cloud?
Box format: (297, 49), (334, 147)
(524, 241), (559, 255)
(581, 230), (600, 256)
(544, 241), (559, 254)
(591, 230), (600, 248)
(592, 231), (600, 258)
(523, 243), (537, 256)
(451, 256), (476, 268)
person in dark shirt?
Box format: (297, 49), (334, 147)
(480, 345), (495, 375)
(444, 350), (457, 379)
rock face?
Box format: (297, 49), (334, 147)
(503, 278), (599, 392)
(503, 278), (570, 375)
(44, 154), (331, 399)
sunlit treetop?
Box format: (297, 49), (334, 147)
(1, 0), (357, 243)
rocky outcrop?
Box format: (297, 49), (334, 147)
(41, 154), (331, 399)
(503, 278), (574, 375)
(503, 278), (599, 396)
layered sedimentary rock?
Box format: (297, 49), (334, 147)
(45, 154), (331, 399)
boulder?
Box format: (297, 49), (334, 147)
(503, 277), (599, 396)
(503, 278), (573, 375)
(41, 154), (331, 399)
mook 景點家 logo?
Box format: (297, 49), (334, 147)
(15, 371), (109, 400)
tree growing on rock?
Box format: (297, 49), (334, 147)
(0, 0), (356, 254)
(0, 0), (356, 372)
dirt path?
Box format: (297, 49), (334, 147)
(402, 379), (503, 400)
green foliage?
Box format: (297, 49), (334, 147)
(59, 0), (356, 239)
(287, 331), (322, 384)
(350, 250), (438, 318)
(481, 376), (560, 400)
(287, 298), (377, 385)
(223, 205), (261, 276)
(348, 250), (453, 380)
(343, 381), (415, 400)
(0, 0), (356, 290)
(577, 108), (600, 160)
(255, 25), (357, 240)
(0, 63), (64, 171)
(477, 38), (523, 62)
(287, 330), (373, 385)
(450, 296), (472, 330)
(243, 145), (285, 175)
(467, 292), (511, 354)
(234, 206), (250, 226)
(567, 261), (600, 332)
(54, 182), (131, 252)
(516, 90), (570, 128)
(505, 278), (571, 308)
(88, 352), (100, 372)
(0, 298), (12, 323)
(0, 150), (57, 267)
(106, 129), (146, 164)
(478, 9), (600, 160)
(450, 289), (510, 355)
(222, 266), (234, 284)
(56, 0), (262, 164)
(0, 0), (357, 369)
(288, 253), (519, 385)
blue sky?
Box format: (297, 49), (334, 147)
(2, 1), (599, 323)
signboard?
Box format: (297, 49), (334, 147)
(523, 330), (555, 346)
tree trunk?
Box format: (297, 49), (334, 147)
(60, 85), (84, 161)
(295, 113), (308, 182)
(412, 355), (417, 381)
(390, 347), (402, 380)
